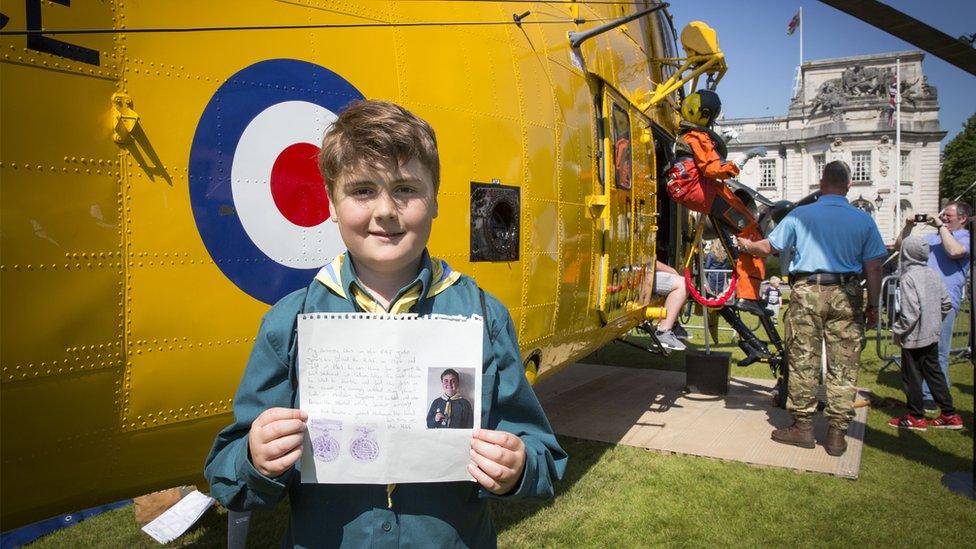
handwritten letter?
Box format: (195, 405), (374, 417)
(298, 314), (483, 484)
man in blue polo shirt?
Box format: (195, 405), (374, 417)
(737, 160), (887, 456)
(894, 201), (971, 412)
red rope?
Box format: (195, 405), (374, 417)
(684, 267), (737, 308)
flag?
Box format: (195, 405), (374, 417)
(787, 11), (800, 35)
(886, 73), (898, 127)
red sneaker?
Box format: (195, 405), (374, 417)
(928, 413), (964, 430)
(887, 415), (927, 431)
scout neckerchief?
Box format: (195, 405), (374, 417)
(441, 393), (464, 425)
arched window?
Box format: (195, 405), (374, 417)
(900, 199), (914, 222)
(851, 197), (874, 215)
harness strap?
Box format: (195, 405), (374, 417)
(685, 266), (738, 308)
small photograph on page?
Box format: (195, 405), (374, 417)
(425, 367), (475, 429)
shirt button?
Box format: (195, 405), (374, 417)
(382, 522), (392, 532)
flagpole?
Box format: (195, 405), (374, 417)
(796, 6), (807, 127)
(799, 7), (804, 117)
(895, 57), (901, 239)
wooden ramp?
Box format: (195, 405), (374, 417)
(535, 363), (867, 479)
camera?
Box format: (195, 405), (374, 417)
(914, 214), (929, 223)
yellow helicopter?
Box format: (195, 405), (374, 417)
(0, 1), (733, 529)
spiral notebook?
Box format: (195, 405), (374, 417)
(298, 313), (483, 484)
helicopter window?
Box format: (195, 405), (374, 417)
(469, 181), (520, 262)
(595, 90), (606, 191)
(655, 8), (679, 82)
(650, 121), (678, 263)
(610, 103), (632, 191)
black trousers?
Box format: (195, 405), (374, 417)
(901, 343), (955, 417)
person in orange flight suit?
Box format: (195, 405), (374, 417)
(667, 89), (766, 315)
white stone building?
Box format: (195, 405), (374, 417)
(716, 50), (946, 243)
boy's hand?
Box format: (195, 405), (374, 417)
(893, 333), (902, 346)
(248, 407), (308, 478)
(468, 428), (526, 495)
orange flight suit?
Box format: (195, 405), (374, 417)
(675, 128), (765, 301)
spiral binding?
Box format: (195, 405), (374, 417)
(298, 313), (483, 323)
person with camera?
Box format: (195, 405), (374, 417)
(894, 202), (971, 416)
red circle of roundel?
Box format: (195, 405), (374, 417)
(270, 142), (330, 227)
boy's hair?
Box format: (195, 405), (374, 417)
(440, 368), (460, 382)
(821, 160), (851, 188)
(318, 99), (440, 195)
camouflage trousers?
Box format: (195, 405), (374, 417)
(784, 280), (865, 429)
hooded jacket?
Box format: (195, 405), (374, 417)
(892, 236), (952, 348)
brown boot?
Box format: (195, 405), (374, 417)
(825, 426), (847, 456)
(771, 420), (815, 449)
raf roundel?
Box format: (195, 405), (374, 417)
(189, 59), (364, 304)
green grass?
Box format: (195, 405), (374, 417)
(25, 307), (975, 547)
(495, 313), (974, 547)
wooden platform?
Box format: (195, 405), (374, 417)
(535, 363), (867, 479)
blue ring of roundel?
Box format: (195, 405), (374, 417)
(188, 58), (364, 304)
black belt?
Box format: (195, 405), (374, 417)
(791, 272), (860, 285)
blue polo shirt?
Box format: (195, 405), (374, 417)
(926, 229), (970, 309)
(768, 195), (888, 274)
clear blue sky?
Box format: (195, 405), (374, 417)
(671, 0), (976, 144)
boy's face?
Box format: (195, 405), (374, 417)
(441, 374), (459, 397)
(328, 158), (437, 278)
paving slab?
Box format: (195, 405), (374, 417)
(535, 363), (867, 479)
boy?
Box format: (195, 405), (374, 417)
(427, 368), (474, 429)
(667, 89), (766, 314)
(204, 100), (567, 546)
(762, 276), (783, 321)
(888, 236), (963, 430)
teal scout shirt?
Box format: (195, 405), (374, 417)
(767, 195), (888, 274)
(204, 251), (567, 548)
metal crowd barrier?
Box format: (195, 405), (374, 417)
(876, 274), (901, 372)
(874, 273), (972, 373)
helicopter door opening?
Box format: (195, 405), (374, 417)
(631, 111), (659, 308)
(591, 87), (655, 326)
(649, 122), (678, 265)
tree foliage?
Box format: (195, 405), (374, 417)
(940, 112), (976, 206)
